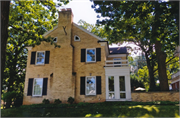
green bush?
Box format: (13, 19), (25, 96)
(54, 99), (62, 104)
(77, 102), (90, 107)
(42, 99), (50, 104)
(67, 97), (74, 104)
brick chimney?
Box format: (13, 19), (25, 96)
(58, 8), (74, 46)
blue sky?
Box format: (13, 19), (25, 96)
(60, 0), (98, 25)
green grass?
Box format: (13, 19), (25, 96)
(1, 102), (180, 117)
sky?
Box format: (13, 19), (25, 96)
(57, 0), (142, 57)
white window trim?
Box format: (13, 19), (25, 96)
(32, 78), (43, 96)
(53, 37), (57, 43)
(86, 48), (96, 62)
(85, 76), (96, 95)
(35, 51), (45, 65)
(74, 35), (80, 41)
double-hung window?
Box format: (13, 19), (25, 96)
(36, 51), (45, 65)
(86, 76), (96, 95)
(33, 78), (43, 96)
(86, 48), (96, 62)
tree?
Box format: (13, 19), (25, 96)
(78, 19), (108, 39)
(91, 1), (179, 91)
(3, 0), (69, 108)
(1, 1), (10, 94)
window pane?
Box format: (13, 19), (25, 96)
(109, 93), (115, 99)
(119, 76), (125, 91)
(37, 52), (45, 58)
(120, 93), (126, 98)
(87, 49), (95, 62)
(37, 58), (44, 64)
(33, 79), (43, 96)
(86, 77), (95, 95)
(108, 76), (114, 92)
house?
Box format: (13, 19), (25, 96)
(23, 8), (131, 105)
(171, 46), (180, 90)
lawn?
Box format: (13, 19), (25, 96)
(1, 101), (180, 117)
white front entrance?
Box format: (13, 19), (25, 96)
(105, 67), (131, 101)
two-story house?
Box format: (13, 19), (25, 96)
(23, 8), (131, 105)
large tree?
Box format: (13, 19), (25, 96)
(2, 0), (69, 108)
(91, 1), (179, 91)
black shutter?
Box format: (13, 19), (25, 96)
(80, 77), (85, 95)
(96, 76), (101, 94)
(96, 48), (101, 61)
(30, 52), (36, 64)
(81, 49), (86, 62)
(27, 78), (33, 96)
(42, 78), (48, 95)
(45, 51), (50, 64)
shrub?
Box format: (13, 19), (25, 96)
(77, 102), (90, 107)
(42, 99), (50, 104)
(67, 97), (74, 104)
(54, 99), (62, 104)
(2, 91), (16, 108)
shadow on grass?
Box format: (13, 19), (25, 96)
(1, 103), (180, 117)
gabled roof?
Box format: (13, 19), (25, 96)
(42, 23), (105, 42)
(73, 23), (104, 41)
(42, 25), (58, 37)
(109, 47), (127, 54)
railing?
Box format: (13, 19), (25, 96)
(105, 60), (129, 67)
(172, 71), (180, 79)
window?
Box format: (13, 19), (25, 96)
(36, 51), (45, 65)
(119, 76), (126, 98)
(33, 78), (43, 96)
(53, 37), (57, 42)
(86, 48), (96, 62)
(114, 58), (121, 67)
(86, 76), (96, 95)
(74, 35), (80, 41)
(108, 76), (115, 99)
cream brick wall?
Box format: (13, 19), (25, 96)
(71, 24), (106, 103)
(23, 10), (74, 105)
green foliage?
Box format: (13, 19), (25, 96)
(78, 19), (108, 40)
(67, 97), (74, 104)
(76, 102), (90, 107)
(1, 101), (179, 117)
(42, 99), (50, 104)
(91, 1), (179, 91)
(54, 99), (62, 104)
(3, 0), (69, 97)
(2, 91), (16, 102)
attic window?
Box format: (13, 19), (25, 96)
(53, 37), (57, 42)
(74, 35), (80, 41)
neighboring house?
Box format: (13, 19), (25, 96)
(23, 8), (131, 105)
(171, 46), (180, 90)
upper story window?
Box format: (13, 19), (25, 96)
(86, 76), (96, 95)
(30, 51), (50, 65)
(53, 37), (57, 43)
(74, 35), (80, 41)
(33, 78), (43, 96)
(86, 48), (96, 62)
(36, 51), (45, 65)
(114, 58), (121, 67)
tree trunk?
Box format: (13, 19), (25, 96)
(145, 52), (156, 91)
(1, 1), (10, 94)
(155, 41), (169, 91)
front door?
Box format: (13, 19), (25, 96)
(106, 75), (128, 100)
